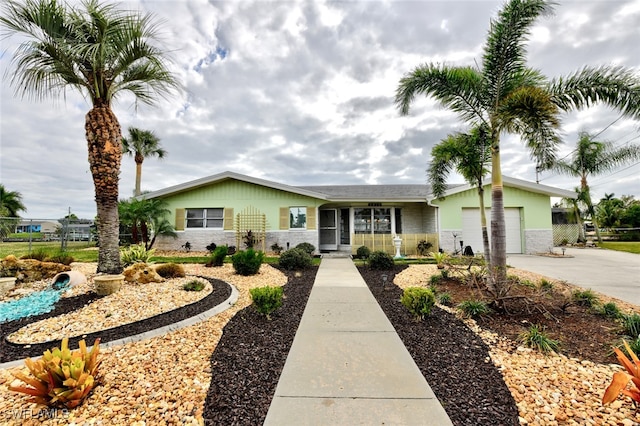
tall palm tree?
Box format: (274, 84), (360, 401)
(122, 127), (167, 197)
(428, 125), (492, 262)
(1, 0), (180, 274)
(0, 184), (27, 238)
(395, 0), (640, 296)
(546, 132), (640, 243)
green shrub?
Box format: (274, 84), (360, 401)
(429, 274), (442, 285)
(458, 299), (491, 319)
(183, 280), (205, 292)
(356, 245), (371, 259)
(539, 279), (554, 291)
(21, 249), (49, 261)
(416, 240), (433, 256)
(270, 243), (283, 255)
(368, 251), (394, 270)
(616, 336), (640, 358)
(572, 289), (599, 307)
(232, 248), (264, 276)
(120, 243), (155, 267)
(519, 324), (560, 354)
(437, 292), (452, 306)
(278, 248), (312, 270)
(440, 269), (450, 279)
(207, 245), (229, 267)
(400, 287), (436, 320)
(295, 242), (316, 256)
(155, 263), (185, 279)
(46, 251), (75, 265)
(622, 313), (640, 337)
(250, 285), (284, 319)
(597, 302), (622, 319)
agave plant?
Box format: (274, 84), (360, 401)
(9, 338), (101, 408)
(602, 340), (640, 406)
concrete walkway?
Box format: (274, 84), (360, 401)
(264, 257), (452, 425)
(508, 247), (640, 306)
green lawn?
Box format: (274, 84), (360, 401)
(0, 242), (323, 266)
(599, 241), (640, 255)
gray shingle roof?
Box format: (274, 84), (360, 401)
(297, 184), (432, 201)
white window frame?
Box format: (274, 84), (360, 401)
(289, 207), (307, 229)
(185, 208), (224, 229)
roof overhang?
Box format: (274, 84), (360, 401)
(427, 176), (577, 202)
(137, 171), (330, 201)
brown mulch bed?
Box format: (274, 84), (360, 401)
(359, 266), (520, 426)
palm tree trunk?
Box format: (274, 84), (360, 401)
(86, 104), (123, 274)
(477, 186), (491, 263)
(134, 159), (143, 197)
(489, 136), (507, 296)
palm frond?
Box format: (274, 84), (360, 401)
(482, 0), (556, 103)
(395, 64), (487, 124)
(549, 66), (640, 119)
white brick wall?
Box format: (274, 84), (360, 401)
(524, 229), (554, 254)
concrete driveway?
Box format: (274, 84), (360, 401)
(507, 248), (640, 306)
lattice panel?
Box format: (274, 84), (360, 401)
(235, 206), (266, 252)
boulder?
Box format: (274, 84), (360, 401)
(0, 255), (71, 284)
(123, 263), (165, 284)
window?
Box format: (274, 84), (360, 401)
(289, 207), (307, 229)
(354, 208), (392, 234)
(185, 208), (224, 229)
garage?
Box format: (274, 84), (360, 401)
(461, 208), (522, 254)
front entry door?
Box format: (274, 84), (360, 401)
(319, 209), (338, 251)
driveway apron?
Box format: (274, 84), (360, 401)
(508, 248), (640, 306)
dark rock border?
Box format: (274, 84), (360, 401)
(1, 276), (231, 363)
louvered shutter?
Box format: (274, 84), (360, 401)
(223, 208), (234, 230)
(175, 209), (185, 231)
(306, 207), (316, 230)
(279, 207), (289, 229)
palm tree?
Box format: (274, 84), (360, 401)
(0, 184), (27, 238)
(118, 197), (175, 250)
(395, 0), (640, 296)
(0, 184), (27, 217)
(122, 127), (167, 197)
(546, 132), (640, 243)
(428, 125), (491, 262)
(1, 0), (180, 274)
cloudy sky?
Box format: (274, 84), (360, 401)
(1, 0), (639, 220)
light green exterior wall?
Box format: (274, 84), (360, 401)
(158, 179), (325, 229)
(431, 185), (552, 230)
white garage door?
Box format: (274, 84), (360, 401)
(462, 208), (522, 254)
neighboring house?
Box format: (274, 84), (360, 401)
(429, 177), (576, 254)
(16, 220), (59, 234)
(141, 171), (574, 256)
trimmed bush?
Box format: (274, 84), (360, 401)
(401, 287), (436, 320)
(231, 248), (264, 276)
(278, 248), (312, 270)
(250, 285), (284, 319)
(368, 251), (394, 270)
(155, 263), (186, 278)
(207, 245), (228, 267)
(356, 245), (371, 259)
(295, 242), (316, 256)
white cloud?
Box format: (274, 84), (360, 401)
(1, 0), (639, 219)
